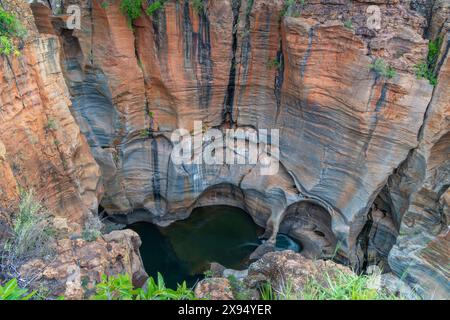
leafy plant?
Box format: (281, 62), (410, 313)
(91, 273), (196, 300)
(46, 118), (58, 131)
(137, 273), (196, 300)
(343, 19), (353, 30)
(192, 0), (204, 15)
(81, 214), (103, 242)
(91, 274), (137, 300)
(266, 57), (281, 70)
(0, 279), (35, 300)
(414, 37), (442, 86)
(101, 1), (110, 10)
(0, 8), (26, 56)
(370, 58), (396, 79)
(146, 0), (168, 16)
(120, 0), (143, 26)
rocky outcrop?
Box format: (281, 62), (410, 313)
(195, 277), (235, 300)
(0, 0), (102, 231)
(245, 250), (353, 294)
(19, 230), (148, 300)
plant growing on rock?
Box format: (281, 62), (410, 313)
(1, 190), (55, 287)
(414, 37), (442, 86)
(280, 0), (306, 18)
(146, 0), (168, 16)
(91, 273), (196, 300)
(0, 279), (35, 300)
(369, 58), (396, 79)
(0, 8), (26, 56)
(192, 0), (205, 15)
(81, 214), (103, 242)
(120, 0), (143, 26)
(343, 19), (353, 30)
(45, 118), (58, 131)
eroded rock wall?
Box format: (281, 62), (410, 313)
(23, 0), (449, 298)
(0, 0), (102, 231)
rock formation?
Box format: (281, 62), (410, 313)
(0, 0), (448, 299)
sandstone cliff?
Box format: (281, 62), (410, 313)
(0, 0), (448, 299)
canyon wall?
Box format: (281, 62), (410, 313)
(0, 0), (448, 298)
(0, 0), (101, 231)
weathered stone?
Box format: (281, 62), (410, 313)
(19, 230), (148, 300)
(195, 278), (234, 300)
(245, 250), (353, 294)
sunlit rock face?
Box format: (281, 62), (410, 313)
(23, 0), (449, 298)
(0, 0), (101, 231)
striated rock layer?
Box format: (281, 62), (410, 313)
(0, 0), (101, 231)
(0, 0), (446, 299)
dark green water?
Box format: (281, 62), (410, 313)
(129, 206), (264, 288)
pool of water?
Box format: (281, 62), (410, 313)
(129, 206), (301, 288)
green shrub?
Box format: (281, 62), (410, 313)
(81, 214), (103, 242)
(101, 1), (110, 9)
(0, 279), (35, 300)
(414, 37), (442, 86)
(0, 8), (26, 56)
(301, 270), (400, 300)
(146, 0), (167, 16)
(45, 118), (58, 131)
(370, 59), (397, 79)
(192, 0), (204, 15)
(91, 273), (196, 300)
(120, 0), (143, 26)
(5, 190), (55, 260)
(0, 191), (55, 289)
(266, 57), (282, 70)
(260, 270), (402, 300)
(343, 19), (353, 30)
(137, 273), (196, 300)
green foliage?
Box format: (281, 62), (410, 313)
(0, 8), (26, 56)
(266, 57), (281, 70)
(101, 2), (110, 10)
(370, 58), (397, 79)
(139, 129), (150, 138)
(120, 0), (143, 26)
(259, 281), (276, 300)
(280, 0), (305, 18)
(91, 274), (137, 300)
(414, 37), (442, 86)
(4, 190), (55, 261)
(81, 214), (103, 242)
(192, 0), (204, 15)
(203, 269), (214, 278)
(0, 279), (35, 300)
(146, 0), (167, 16)
(343, 19), (353, 30)
(91, 273), (196, 300)
(301, 270), (400, 300)
(259, 271), (402, 300)
(45, 118), (58, 131)
(138, 273), (196, 300)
